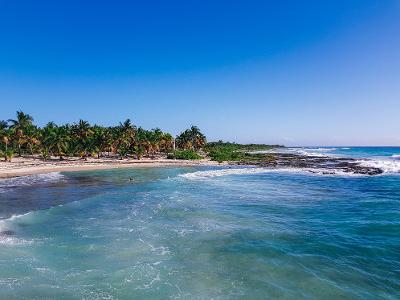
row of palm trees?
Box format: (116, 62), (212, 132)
(0, 111), (207, 161)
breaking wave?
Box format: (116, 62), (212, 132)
(357, 159), (400, 174)
(250, 147), (338, 158)
(0, 212), (34, 246)
(179, 167), (366, 180)
(295, 147), (338, 158)
(0, 172), (65, 193)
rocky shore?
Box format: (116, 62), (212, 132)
(233, 153), (383, 175)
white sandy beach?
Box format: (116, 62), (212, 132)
(0, 156), (222, 179)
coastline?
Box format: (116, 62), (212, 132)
(0, 157), (223, 179)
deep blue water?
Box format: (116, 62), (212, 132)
(0, 148), (399, 299)
(295, 146), (400, 159)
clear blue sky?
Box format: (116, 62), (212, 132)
(0, 0), (399, 146)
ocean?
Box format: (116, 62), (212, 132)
(0, 147), (399, 299)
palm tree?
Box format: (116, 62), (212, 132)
(91, 126), (111, 158)
(50, 125), (71, 160)
(0, 120), (10, 152)
(190, 125), (207, 150)
(72, 120), (93, 158)
(40, 122), (57, 160)
(8, 111), (34, 156)
(176, 126), (206, 151)
(160, 133), (174, 153)
(134, 127), (148, 159)
(25, 125), (41, 157)
(114, 119), (136, 158)
(1, 111), (209, 161)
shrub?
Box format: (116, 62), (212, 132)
(208, 148), (244, 163)
(2, 149), (14, 162)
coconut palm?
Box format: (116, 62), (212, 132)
(40, 122), (57, 160)
(160, 133), (174, 153)
(113, 119), (136, 158)
(176, 126), (206, 151)
(25, 125), (41, 157)
(1, 111), (208, 161)
(72, 120), (93, 158)
(189, 126), (206, 150)
(8, 111), (34, 156)
(0, 120), (10, 152)
(50, 125), (71, 160)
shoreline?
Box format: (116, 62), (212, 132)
(0, 157), (223, 179)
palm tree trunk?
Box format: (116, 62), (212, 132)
(29, 145), (34, 159)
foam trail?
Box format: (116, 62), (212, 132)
(0, 212), (32, 230)
(0, 172), (65, 193)
(179, 167), (365, 180)
(357, 159), (400, 174)
(0, 212), (35, 246)
(180, 168), (272, 179)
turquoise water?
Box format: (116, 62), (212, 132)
(1, 148), (400, 299)
(294, 146), (400, 159)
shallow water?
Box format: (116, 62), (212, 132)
(0, 155), (400, 299)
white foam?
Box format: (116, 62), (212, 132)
(296, 150), (329, 157)
(0, 236), (34, 246)
(0, 212), (36, 246)
(180, 168), (272, 179)
(0, 172), (64, 193)
(307, 147), (337, 152)
(391, 154), (400, 159)
(179, 167), (364, 180)
(6, 212), (32, 222)
(357, 159), (400, 174)
(0, 212), (33, 237)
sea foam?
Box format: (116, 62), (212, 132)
(0, 212), (35, 246)
(0, 172), (65, 193)
(179, 167), (364, 180)
(357, 159), (400, 174)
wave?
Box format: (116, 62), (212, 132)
(0, 235), (34, 246)
(296, 150), (330, 158)
(391, 154), (400, 159)
(306, 148), (338, 152)
(357, 159), (400, 174)
(0, 212), (32, 229)
(283, 147), (339, 158)
(0, 172), (65, 193)
(180, 168), (274, 179)
(179, 167), (365, 180)
(0, 212), (34, 246)
(253, 148), (337, 158)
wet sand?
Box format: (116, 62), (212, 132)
(0, 157), (222, 179)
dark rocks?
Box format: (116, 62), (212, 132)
(233, 153), (384, 175)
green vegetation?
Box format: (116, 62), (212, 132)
(0, 111), (207, 162)
(0, 111), (282, 163)
(175, 126), (206, 151)
(204, 141), (282, 163)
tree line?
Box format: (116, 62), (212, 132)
(0, 111), (207, 161)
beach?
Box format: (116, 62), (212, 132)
(0, 156), (221, 179)
(1, 153), (399, 299)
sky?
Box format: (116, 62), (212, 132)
(0, 0), (399, 146)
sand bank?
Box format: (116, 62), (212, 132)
(0, 157), (222, 179)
